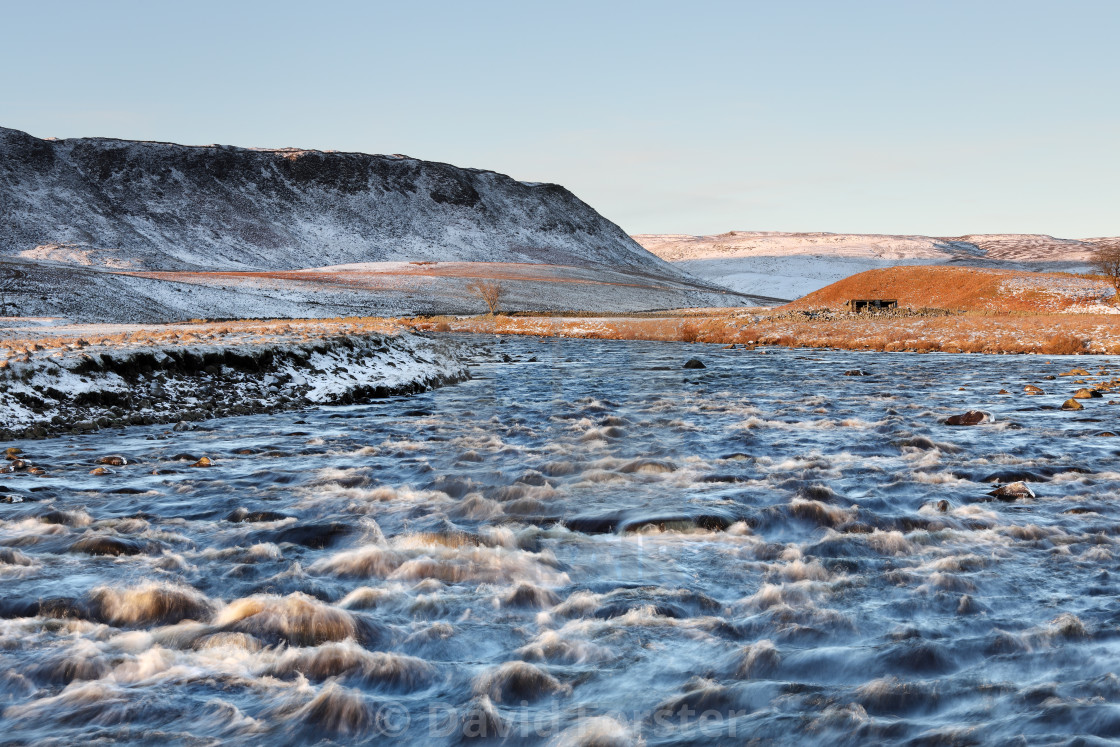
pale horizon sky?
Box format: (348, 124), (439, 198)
(2, 0), (1118, 237)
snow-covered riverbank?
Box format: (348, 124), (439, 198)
(0, 325), (468, 438)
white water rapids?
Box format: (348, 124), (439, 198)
(1, 337), (1118, 744)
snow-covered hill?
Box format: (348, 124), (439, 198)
(0, 127), (762, 319)
(634, 231), (1115, 300)
(0, 126), (670, 272)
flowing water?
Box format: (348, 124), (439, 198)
(2, 337), (1119, 745)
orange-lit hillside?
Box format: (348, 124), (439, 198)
(784, 266), (1115, 314)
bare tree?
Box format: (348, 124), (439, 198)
(1090, 242), (1120, 303)
(466, 280), (504, 315)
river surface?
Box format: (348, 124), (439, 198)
(2, 337), (1119, 745)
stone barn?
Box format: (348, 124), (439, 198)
(845, 299), (898, 312)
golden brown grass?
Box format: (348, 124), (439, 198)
(5, 307), (1119, 363)
(786, 266), (1114, 314)
(0, 316), (406, 359)
(403, 310), (1120, 356)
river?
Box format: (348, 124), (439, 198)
(1, 337), (1118, 744)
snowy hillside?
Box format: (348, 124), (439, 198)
(0, 126), (671, 272)
(0, 127), (765, 320)
(634, 231), (1115, 300)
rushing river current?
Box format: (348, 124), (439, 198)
(2, 337), (1120, 745)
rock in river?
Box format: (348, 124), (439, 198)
(987, 482), (1036, 500)
(70, 535), (143, 556)
(945, 411), (991, 426)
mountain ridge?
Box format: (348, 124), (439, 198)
(0, 125), (673, 274)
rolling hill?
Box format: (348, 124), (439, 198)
(635, 231), (1118, 301)
(784, 265), (1117, 314)
(0, 127), (759, 321)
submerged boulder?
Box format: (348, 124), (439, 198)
(70, 535), (143, 556)
(683, 358), (706, 370)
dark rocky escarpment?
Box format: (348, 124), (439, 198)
(0, 126), (670, 273)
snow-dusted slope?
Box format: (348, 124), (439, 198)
(635, 232), (984, 261)
(0, 126), (668, 273)
(945, 234), (1101, 262)
(0, 127), (767, 319)
(634, 231), (1116, 300)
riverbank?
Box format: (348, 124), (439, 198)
(4, 308), (1118, 440)
(0, 318), (467, 439)
(404, 309), (1120, 355)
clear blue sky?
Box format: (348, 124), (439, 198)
(2, 0), (1117, 237)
